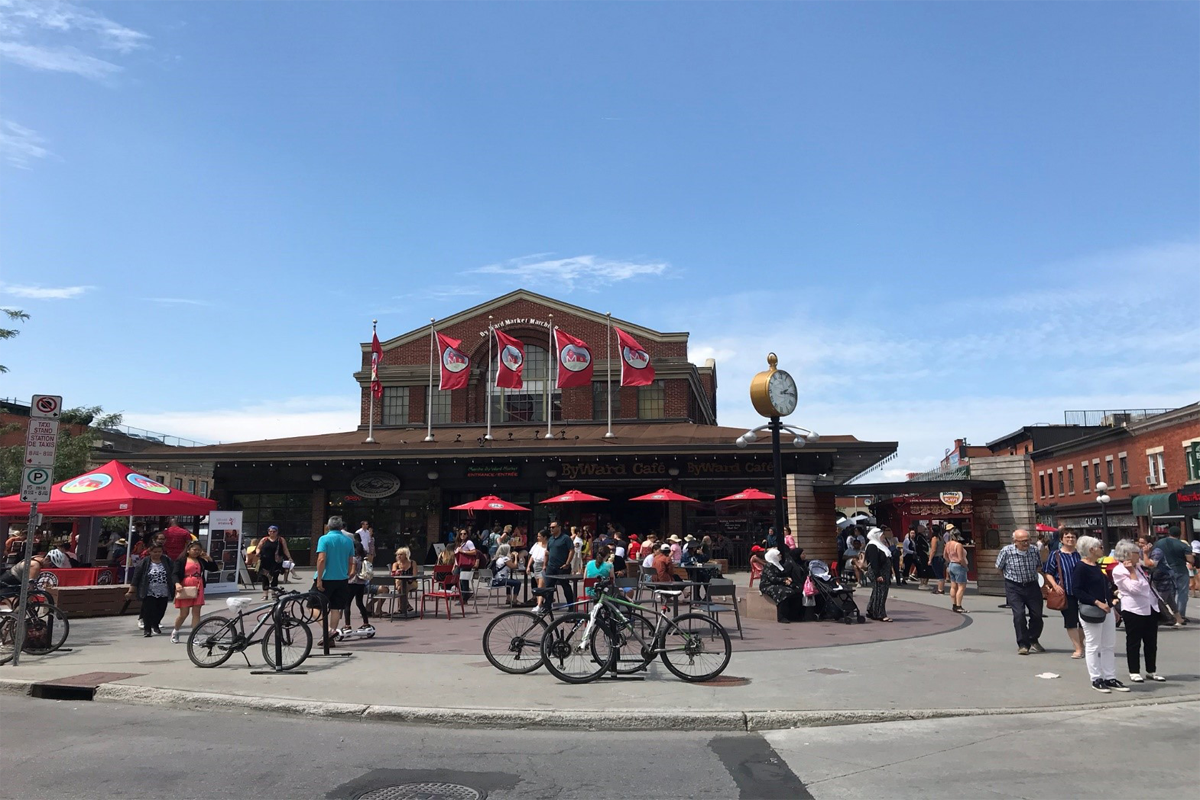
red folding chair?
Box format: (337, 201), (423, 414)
(422, 565), (465, 620)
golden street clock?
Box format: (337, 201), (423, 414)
(749, 353), (798, 418)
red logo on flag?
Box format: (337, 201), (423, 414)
(554, 329), (593, 388)
(437, 332), (470, 390)
(494, 329), (524, 389)
(370, 331), (383, 399)
(615, 327), (654, 386)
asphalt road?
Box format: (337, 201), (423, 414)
(1, 696), (1196, 799)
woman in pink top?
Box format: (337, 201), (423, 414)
(1112, 539), (1166, 684)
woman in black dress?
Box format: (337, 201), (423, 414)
(864, 527), (893, 622)
(759, 548), (803, 623)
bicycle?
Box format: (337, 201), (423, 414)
(540, 580), (731, 684)
(186, 589), (313, 670)
(481, 585), (593, 674)
(0, 582), (70, 664)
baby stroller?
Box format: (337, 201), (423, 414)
(807, 560), (865, 625)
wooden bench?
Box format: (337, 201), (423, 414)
(48, 586), (139, 618)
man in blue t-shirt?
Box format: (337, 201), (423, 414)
(316, 515), (357, 637)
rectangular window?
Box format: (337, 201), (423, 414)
(638, 381), (665, 420)
(1093, 460), (1101, 485)
(156, 475), (165, 484)
(1067, 465), (1075, 494)
(1056, 467), (1064, 496)
(1119, 455), (1129, 486)
(429, 388), (452, 424)
(381, 387), (410, 426)
(173, 478), (183, 490)
(1186, 441), (1200, 482)
(592, 382), (616, 421)
(187, 479), (196, 494)
(1106, 456), (1115, 486)
(200, 481), (209, 497)
(488, 345), (560, 423)
(1039, 471), (1046, 498)
(1082, 462), (1090, 493)
(1147, 452), (1166, 486)
(1048, 471), (1055, 496)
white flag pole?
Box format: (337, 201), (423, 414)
(424, 318), (436, 442)
(365, 319), (378, 444)
(485, 315), (494, 441)
(544, 313), (555, 439)
(604, 312), (615, 439)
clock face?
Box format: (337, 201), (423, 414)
(768, 370), (798, 416)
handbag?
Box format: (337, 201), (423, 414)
(1078, 602), (1107, 623)
(177, 585), (199, 600)
(802, 576), (817, 597)
(360, 560), (374, 581)
(1042, 583), (1066, 611)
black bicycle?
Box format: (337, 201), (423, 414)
(0, 583), (70, 664)
(187, 589), (313, 670)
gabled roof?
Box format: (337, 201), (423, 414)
(365, 289), (687, 352)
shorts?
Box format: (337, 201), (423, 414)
(1062, 595), (1079, 629)
(947, 563), (968, 584)
(320, 579), (350, 609)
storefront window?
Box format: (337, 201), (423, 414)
(488, 344), (561, 423)
(382, 387), (410, 425)
(231, 492), (314, 559)
(326, 491), (427, 558)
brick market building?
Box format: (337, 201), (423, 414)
(134, 290), (897, 567)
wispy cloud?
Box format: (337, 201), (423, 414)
(393, 286), (487, 302)
(142, 297), (212, 307)
(0, 283), (93, 300)
(123, 396), (360, 444)
(470, 254), (671, 292)
(0, 118), (52, 168)
(0, 0), (148, 81)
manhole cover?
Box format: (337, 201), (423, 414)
(700, 675), (750, 687)
(808, 667), (848, 675)
(356, 783), (482, 800)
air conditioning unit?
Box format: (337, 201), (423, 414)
(1145, 476), (1155, 485)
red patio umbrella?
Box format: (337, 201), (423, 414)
(716, 488), (776, 502)
(449, 495), (531, 512)
(1035, 523), (1058, 532)
(540, 489), (609, 504)
(630, 488), (699, 503)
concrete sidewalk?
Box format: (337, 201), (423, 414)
(2, 579), (1196, 730)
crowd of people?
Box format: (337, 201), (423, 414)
(996, 523), (1195, 693)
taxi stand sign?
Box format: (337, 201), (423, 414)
(24, 418), (59, 466)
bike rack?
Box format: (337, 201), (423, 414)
(250, 601), (308, 676)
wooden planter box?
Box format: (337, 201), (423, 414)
(48, 586), (139, 618)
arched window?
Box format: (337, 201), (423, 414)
(488, 343), (562, 423)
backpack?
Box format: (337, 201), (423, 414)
(360, 560), (374, 581)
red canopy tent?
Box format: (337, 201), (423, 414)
(0, 460), (216, 517)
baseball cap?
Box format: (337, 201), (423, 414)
(268, 525), (279, 531)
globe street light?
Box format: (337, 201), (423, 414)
(1095, 481), (1111, 543)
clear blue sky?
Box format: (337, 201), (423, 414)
(2, 1), (1197, 478)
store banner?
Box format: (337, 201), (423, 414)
(615, 326), (655, 387)
(494, 329), (525, 389)
(437, 332), (470, 390)
(554, 328), (594, 388)
(201, 510), (244, 595)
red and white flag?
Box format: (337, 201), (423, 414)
(370, 331), (383, 399)
(615, 327), (655, 386)
(494, 329), (524, 389)
(437, 332), (470, 390)
(554, 329), (593, 388)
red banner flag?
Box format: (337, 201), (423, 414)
(494, 329), (524, 389)
(437, 332), (470, 390)
(554, 329), (594, 388)
(370, 331), (383, 399)
(615, 327), (655, 386)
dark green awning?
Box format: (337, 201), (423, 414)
(1132, 493), (1177, 517)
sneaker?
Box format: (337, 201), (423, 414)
(1092, 679), (1112, 693)
(1018, 646), (1029, 655)
(1148, 673), (1167, 682)
(1105, 679), (1131, 692)
(143, 631), (153, 638)
(1129, 673), (1145, 683)
(1029, 642), (1046, 654)
(152, 626), (163, 635)
(1172, 622), (1185, 629)
(169, 630), (180, 644)
(137, 619), (144, 629)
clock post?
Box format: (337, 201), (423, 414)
(769, 415), (786, 546)
(743, 353), (803, 552)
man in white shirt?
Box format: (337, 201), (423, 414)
(355, 521), (373, 557)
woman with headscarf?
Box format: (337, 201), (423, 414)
(759, 547), (803, 623)
(864, 527), (894, 622)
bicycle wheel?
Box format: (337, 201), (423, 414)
(541, 612), (614, 684)
(279, 594), (322, 625)
(483, 610), (548, 674)
(658, 613), (731, 682)
(22, 601), (69, 654)
(187, 616), (239, 668)
(0, 613), (15, 665)
(262, 620), (313, 670)
(600, 611), (657, 675)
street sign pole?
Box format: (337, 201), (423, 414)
(10, 502), (38, 667)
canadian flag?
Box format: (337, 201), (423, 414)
(370, 331), (383, 399)
(615, 327), (655, 386)
(554, 329), (593, 388)
(437, 332), (470, 391)
(494, 329), (524, 389)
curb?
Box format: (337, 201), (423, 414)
(5, 679), (1193, 731)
